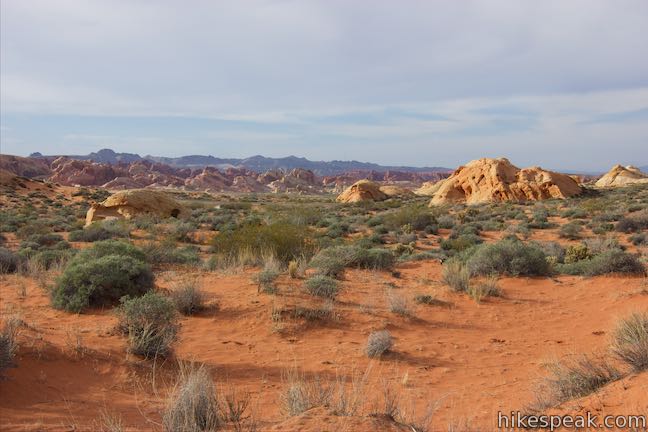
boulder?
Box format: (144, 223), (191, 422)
(429, 158), (581, 205)
(85, 190), (188, 226)
(336, 180), (388, 203)
(595, 165), (648, 187)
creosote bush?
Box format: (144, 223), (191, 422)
(611, 312), (648, 372)
(366, 330), (393, 358)
(52, 246), (154, 313)
(117, 292), (178, 358)
(464, 239), (551, 277)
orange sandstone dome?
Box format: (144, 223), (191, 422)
(429, 157), (582, 205)
(85, 189), (189, 226)
(336, 179), (388, 203)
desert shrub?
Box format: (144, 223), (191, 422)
(564, 244), (591, 264)
(414, 294), (439, 305)
(532, 241), (565, 264)
(52, 254), (154, 313)
(557, 250), (645, 276)
(211, 221), (314, 265)
(30, 249), (73, 270)
(76, 239), (147, 262)
(170, 280), (205, 315)
(163, 365), (220, 431)
(366, 330), (393, 358)
(256, 267), (280, 294)
(352, 248), (395, 270)
(69, 220), (129, 242)
(559, 222), (583, 240)
(437, 215), (456, 229)
(442, 259), (471, 292)
(0, 247), (23, 274)
(117, 292), (178, 358)
(142, 241), (201, 265)
(0, 318), (19, 373)
(304, 275), (339, 299)
(440, 233), (483, 254)
(616, 211), (648, 233)
(21, 233), (67, 250)
(583, 237), (623, 255)
(397, 232), (417, 244)
(464, 239), (551, 277)
(540, 355), (621, 405)
(611, 312), (648, 372)
(629, 233), (647, 246)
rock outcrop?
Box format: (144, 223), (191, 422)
(336, 180), (388, 203)
(85, 190), (189, 226)
(378, 185), (415, 198)
(429, 158), (581, 205)
(595, 165), (648, 187)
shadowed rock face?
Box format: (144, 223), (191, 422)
(336, 179), (388, 203)
(595, 164), (648, 187)
(85, 190), (189, 226)
(429, 157), (582, 205)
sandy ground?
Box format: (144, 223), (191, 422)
(1, 258), (647, 431)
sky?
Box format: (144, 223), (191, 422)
(1, 0), (647, 172)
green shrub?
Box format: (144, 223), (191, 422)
(211, 221), (314, 265)
(116, 293), (178, 358)
(557, 250), (645, 276)
(304, 275), (339, 299)
(440, 234), (482, 253)
(30, 249), (73, 270)
(142, 241), (201, 265)
(69, 220), (129, 242)
(0, 248), (23, 274)
(611, 312), (648, 372)
(76, 239), (147, 262)
(464, 239), (551, 277)
(616, 212), (648, 233)
(52, 255), (154, 313)
(629, 233), (647, 246)
(559, 222), (583, 240)
(256, 268), (280, 294)
(564, 244), (591, 264)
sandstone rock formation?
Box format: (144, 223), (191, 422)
(429, 158), (581, 205)
(413, 181), (442, 196)
(336, 180), (388, 203)
(378, 185), (415, 198)
(85, 190), (188, 226)
(0, 155), (51, 178)
(595, 165), (648, 187)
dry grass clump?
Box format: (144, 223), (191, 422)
(536, 355), (621, 408)
(387, 291), (412, 317)
(116, 292), (178, 359)
(366, 330), (393, 358)
(467, 276), (501, 303)
(163, 364), (220, 432)
(611, 312), (648, 372)
(281, 367), (332, 416)
(170, 279), (206, 315)
(442, 260), (470, 293)
(0, 317), (20, 373)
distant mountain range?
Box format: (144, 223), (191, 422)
(28, 148), (450, 176)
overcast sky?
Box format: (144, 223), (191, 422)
(1, 0), (647, 171)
